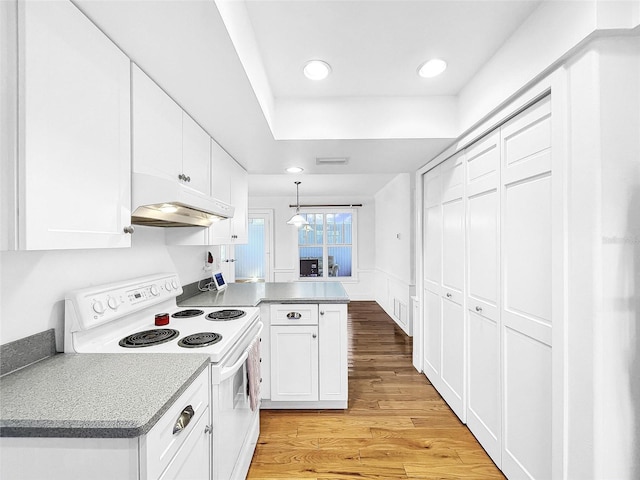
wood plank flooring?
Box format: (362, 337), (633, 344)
(247, 301), (505, 479)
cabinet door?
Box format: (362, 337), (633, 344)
(208, 140), (233, 244)
(318, 304), (348, 402)
(157, 409), (210, 480)
(229, 160), (249, 243)
(19, 0), (131, 250)
(465, 131), (501, 465)
(210, 139), (232, 204)
(270, 325), (319, 402)
(182, 113), (210, 196)
(131, 65), (182, 182)
(500, 96), (552, 480)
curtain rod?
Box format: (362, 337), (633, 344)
(288, 204), (363, 208)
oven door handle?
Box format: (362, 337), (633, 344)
(220, 323), (263, 382)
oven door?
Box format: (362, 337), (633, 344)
(213, 322), (262, 480)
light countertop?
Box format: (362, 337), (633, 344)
(0, 353), (209, 438)
(178, 281), (350, 308)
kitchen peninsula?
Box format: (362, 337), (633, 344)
(180, 281), (349, 409)
(178, 280), (350, 307)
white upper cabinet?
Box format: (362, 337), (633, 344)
(210, 140), (233, 204)
(131, 65), (210, 196)
(182, 113), (211, 197)
(208, 140), (248, 245)
(228, 160), (248, 243)
(15, 0), (131, 250)
(131, 65), (182, 183)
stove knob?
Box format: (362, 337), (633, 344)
(107, 296), (119, 310)
(92, 300), (106, 315)
(150, 285), (159, 296)
(171, 279), (178, 289)
(165, 281), (173, 291)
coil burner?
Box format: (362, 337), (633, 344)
(178, 332), (223, 348)
(119, 329), (179, 348)
(206, 309), (246, 321)
(171, 309), (204, 318)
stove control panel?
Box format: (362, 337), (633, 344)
(66, 273), (183, 331)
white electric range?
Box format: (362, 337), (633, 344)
(64, 272), (262, 480)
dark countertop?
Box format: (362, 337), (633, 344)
(178, 281), (350, 308)
(0, 353), (209, 438)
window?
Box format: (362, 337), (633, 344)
(297, 211), (354, 279)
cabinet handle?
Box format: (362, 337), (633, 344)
(178, 173), (185, 181)
(204, 424), (212, 434)
(320, 311), (325, 316)
(173, 405), (195, 435)
(446, 293), (452, 298)
(186, 176), (191, 182)
(286, 312), (302, 320)
(475, 306), (483, 313)
(123, 225), (135, 234)
(312, 333), (317, 339)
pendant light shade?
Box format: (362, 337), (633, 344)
(287, 181), (309, 227)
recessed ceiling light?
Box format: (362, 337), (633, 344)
(303, 60), (331, 80)
(417, 59), (447, 78)
(286, 166), (304, 173)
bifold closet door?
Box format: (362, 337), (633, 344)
(500, 96), (553, 480)
(465, 131), (501, 465)
(438, 152), (466, 421)
(422, 165), (442, 380)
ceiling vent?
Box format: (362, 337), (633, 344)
(316, 157), (349, 166)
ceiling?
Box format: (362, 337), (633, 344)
(76, 0), (541, 197)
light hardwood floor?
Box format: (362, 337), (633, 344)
(247, 301), (505, 479)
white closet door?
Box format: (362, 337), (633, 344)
(439, 152), (466, 421)
(422, 165), (442, 377)
(465, 131), (501, 465)
(500, 96), (553, 480)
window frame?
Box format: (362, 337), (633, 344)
(293, 208), (358, 282)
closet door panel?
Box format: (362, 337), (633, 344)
(467, 310), (500, 461)
(441, 199), (464, 293)
(467, 191), (498, 306)
(440, 296), (465, 418)
(502, 98), (552, 186)
(440, 153), (464, 203)
(424, 205), (442, 287)
(423, 288), (441, 375)
(502, 328), (552, 480)
(466, 132), (500, 197)
(503, 175), (552, 327)
(423, 167), (442, 288)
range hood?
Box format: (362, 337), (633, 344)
(131, 173), (234, 227)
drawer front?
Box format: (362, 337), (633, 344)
(270, 304), (318, 326)
(141, 367), (210, 480)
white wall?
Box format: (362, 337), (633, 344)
(373, 173), (414, 334)
(374, 173), (411, 282)
(249, 194), (375, 300)
(0, 229), (215, 350)
(565, 36), (640, 480)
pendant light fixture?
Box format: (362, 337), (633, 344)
(287, 181), (309, 227)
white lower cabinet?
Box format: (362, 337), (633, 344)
(266, 303), (347, 408)
(0, 369), (211, 480)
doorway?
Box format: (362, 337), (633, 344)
(234, 209), (273, 282)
